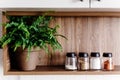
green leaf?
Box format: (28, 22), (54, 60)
(13, 41), (22, 51)
(54, 34), (67, 40)
(26, 46), (31, 61)
(2, 38), (12, 47)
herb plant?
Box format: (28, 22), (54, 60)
(0, 14), (66, 57)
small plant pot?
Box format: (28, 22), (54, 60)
(16, 47), (40, 71)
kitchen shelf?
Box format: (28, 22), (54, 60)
(5, 65), (120, 75)
(3, 11), (120, 75)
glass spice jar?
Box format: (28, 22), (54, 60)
(65, 52), (77, 70)
(90, 52), (101, 70)
(102, 53), (114, 71)
(78, 52), (89, 71)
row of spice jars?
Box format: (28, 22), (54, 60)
(65, 52), (114, 71)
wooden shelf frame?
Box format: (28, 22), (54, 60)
(6, 65), (120, 75)
(4, 11), (120, 17)
(3, 11), (120, 75)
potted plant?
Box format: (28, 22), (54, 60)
(0, 13), (66, 70)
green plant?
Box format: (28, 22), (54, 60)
(0, 14), (66, 58)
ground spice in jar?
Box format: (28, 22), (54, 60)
(90, 52), (101, 70)
(78, 52), (89, 70)
(103, 53), (114, 71)
(65, 52), (77, 70)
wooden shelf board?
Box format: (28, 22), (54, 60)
(4, 65), (120, 75)
(3, 11), (120, 17)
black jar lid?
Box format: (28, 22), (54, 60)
(91, 52), (100, 57)
(66, 52), (76, 57)
(103, 52), (112, 57)
(79, 52), (88, 57)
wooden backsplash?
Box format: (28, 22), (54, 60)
(38, 16), (120, 66)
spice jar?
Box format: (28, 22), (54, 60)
(90, 52), (101, 70)
(78, 52), (89, 71)
(102, 53), (114, 71)
(65, 52), (77, 70)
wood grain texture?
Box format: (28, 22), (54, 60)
(48, 16), (120, 66)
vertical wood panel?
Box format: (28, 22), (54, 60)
(46, 16), (120, 65)
(2, 14), (11, 74)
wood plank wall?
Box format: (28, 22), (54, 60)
(37, 16), (120, 66)
(3, 13), (120, 66)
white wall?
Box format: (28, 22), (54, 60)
(0, 11), (120, 80)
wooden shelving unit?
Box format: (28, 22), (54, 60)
(3, 11), (120, 75)
(5, 65), (120, 75)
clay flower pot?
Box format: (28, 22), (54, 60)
(16, 47), (40, 70)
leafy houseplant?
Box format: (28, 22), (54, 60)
(0, 14), (66, 70)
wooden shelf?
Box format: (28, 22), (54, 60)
(4, 11), (120, 17)
(3, 12), (120, 75)
(5, 65), (120, 75)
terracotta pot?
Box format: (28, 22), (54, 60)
(16, 47), (40, 70)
